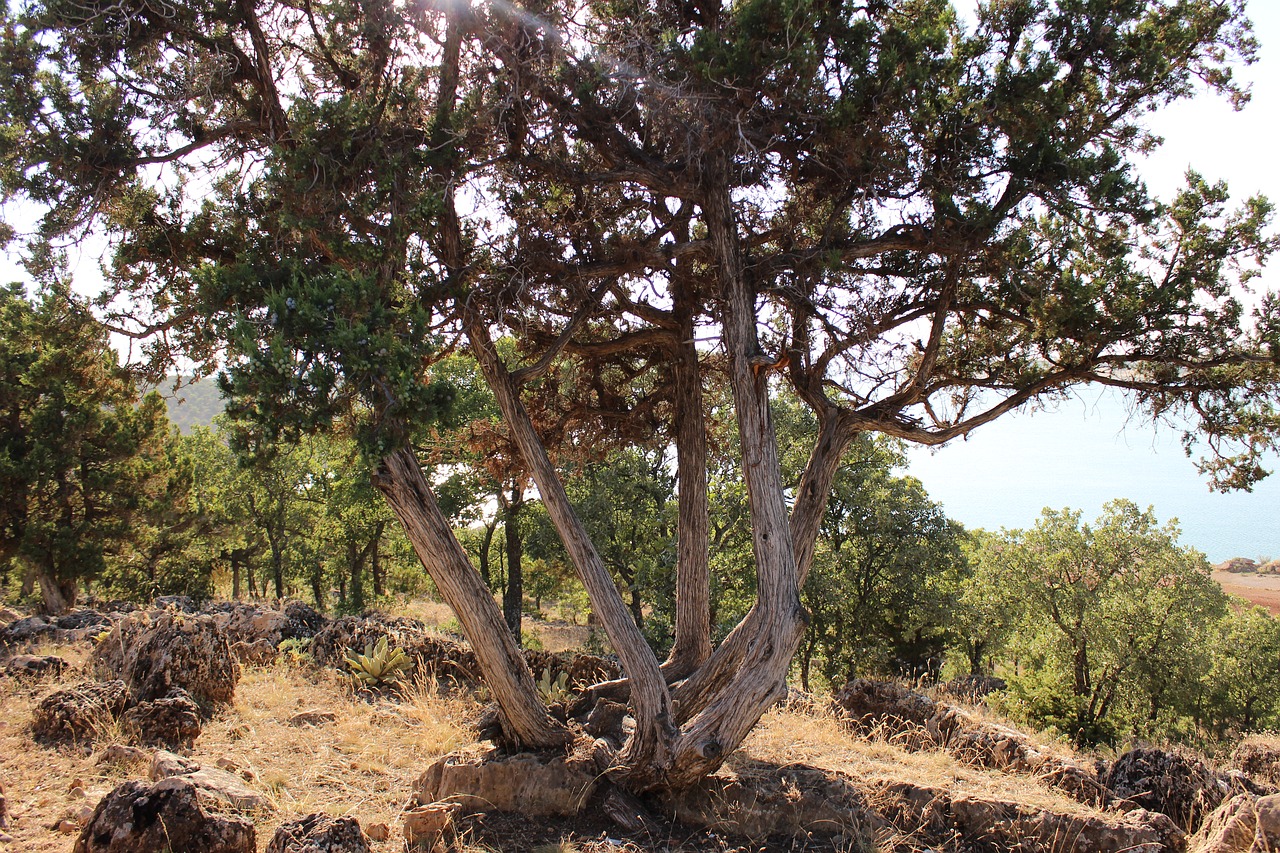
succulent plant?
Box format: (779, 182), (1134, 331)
(536, 666), (571, 704)
(344, 636), (413, 689)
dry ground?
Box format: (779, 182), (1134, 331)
(1214, 570), (1280, 614)
(1, 627), (1114, 853)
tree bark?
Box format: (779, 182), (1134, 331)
(374, 446), (567, 748)
(371, 526), (384, 598)
(666, 160), (807, 785)
(465, 315), (677, 785)
(37, 568), (76, 614)
(663, 281), (712, 678)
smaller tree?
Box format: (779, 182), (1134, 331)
(1204, 605), (1280, 734)
(985, 501), (1228, 745)
(0, 283), (176, 612)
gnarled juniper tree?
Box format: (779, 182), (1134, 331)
(3, 0), (1278, 789)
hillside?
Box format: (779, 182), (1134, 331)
(151, 376), (225, 433)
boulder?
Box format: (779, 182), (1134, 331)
(413, 747), (597, 816)
(212, 603), (289, 646)
(1189, 793), (1280, 853)
(31, 681), (130, 743)
(1107, 747), (1229, 831)
(55, 610), (110, 630)
(832, 678), (938, 734)
(72, 778), (255, 853)
(231, 638), (279, 666)
(120, 689), (203, 748)
(266, 814), (369, 853)
(1234, 740), (1280, 789)
(150, 750), (271, 811)
(0, 614), (54, 644)
(153, 594), (198, 612)
(402, 803), (460, 852)
(943, 674), (1007, 700)
(90, 610), (240, 706)
(311, 615), (482, 684)
(3, 653), (69, 680)
(948, 796), (1184, 853)
(281, 600), (326, 639)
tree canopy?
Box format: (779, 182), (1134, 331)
(3, 0), (1278, 790)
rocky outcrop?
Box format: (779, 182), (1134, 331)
(413, 747), (598, 816)
(31, 681), (130, 743)
(1107, 748), (1229, 832)
(266, 814), (369, 853)
(120, 688), (203, 749)
(150, 750), (271, 811)
(311, 615), (482, 684)
(833, 679), (1107, 806)
(1189, 793), (1280, 853)
(90, 610), (240, 706)
(231, 638), (279, 666)
(72, 778), (255, 853)
(402, 803), (460, 851)
(0, 614), (55, 645)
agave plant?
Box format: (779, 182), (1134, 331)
(344, 636), (413, 690)
(536, 667), (572, 704)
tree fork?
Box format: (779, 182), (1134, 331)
(373, 446), (567, 748)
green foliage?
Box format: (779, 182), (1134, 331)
(967, 501), (1230, 746)
(278, 637), (314, 667)
(344, 636), (413, 690)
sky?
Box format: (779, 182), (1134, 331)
(906, 0), (1280, 561)
(3, 2), (1279, 560)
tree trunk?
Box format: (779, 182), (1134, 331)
(502, 487), (524, 644)
(310, 563), (325, 611)
(37, 568), (77, 614)
(666, 161), (807, 786)
(374, 446), (566, 748)
(371, 525), (384, 598)
(230, 551), (242, 600)
(466, 315), (676, 785)
(664, 280), (712, 678)
(479, 521), (495, 587)
(348, 539), (365, 613)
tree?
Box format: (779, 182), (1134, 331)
(0, 283), (176, 612)
(980, 501), (1228, 745)
(4, 0), (1278, 791)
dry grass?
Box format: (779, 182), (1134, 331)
(0, 648), (479, 852)
(740, 705), (1099, 819)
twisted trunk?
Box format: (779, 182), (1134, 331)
(374, 446), (566, 748)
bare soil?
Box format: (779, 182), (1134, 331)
(1214, 570), (1280, 614)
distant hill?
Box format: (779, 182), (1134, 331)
(151, 376), (226, 433)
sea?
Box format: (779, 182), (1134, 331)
(902, 389), (1280, 563)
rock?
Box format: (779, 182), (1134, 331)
(0, 778), (7, 827)
(31, 681), (130, 743)
(832, 678), (939, 739)
(95, 744), (150, 767)
(583, 698), (628, 741)
(0, 606), (21, 622)
(72, 778), (255, 853)
(942, 674), (1007, 700)
(90, 610), (240, 706)
(231, 638), (278, 666)
(1107, 747), (1229, 831)
(1189, 792), (1280, 853)
(150, 750), (271, 811)
(402, 802), (460, 851)
(949, 796), (1184, 853)
(266, 814), (369, 853)
(288, 709), (336, 727)
(0, 614), (54, 644)
(2, 654), (68, 680)
(120, 688), (203, 748)
(311, 615), (482, 684)
(281, 600), (327, 639)
(413, 747), (597, 816)
(55, 610), (109, 630)
(1235, 740), (1280, 789)
(365, 822), (390, 841)
(212, 603), (289, 646)
(153, 594), (198, 612)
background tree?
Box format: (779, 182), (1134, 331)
(0, 283), (176, 612)
(4, 0), (1278, 792)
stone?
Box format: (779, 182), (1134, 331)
(281, 600), (327, 639)
(1189, 793), (1280, 853)
(413, 747), (597, 816)
(266, 814), (369, 853)
(72, 778), (255, 853)
(365, 822), (390, 841)
(1235, 740), (1280, 789)
(0, 777), (7, 827)
(120, 688), (202, 748)
(402, 802), (460, 851)
(942, 674), (1007, 700)
(288, 709), (337, 727)
(55, 610), (109, 630)
(2, 654), (68, 680)
(1107, 747), (1230, 831)
(150, 750), (271, 811)
(0, 614), (54, 644)
(231, 638), (279, 666)
(90, 610), (240, 706)
(95, 744), (149, 767)
(153, 594), (198, 612)
(31, 681), (130, 743)
(311, 615), (482, 685)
